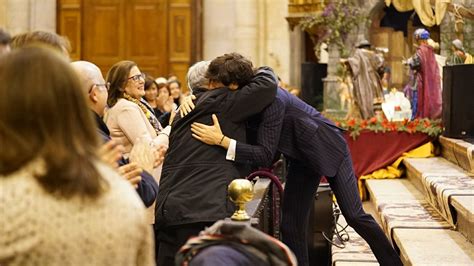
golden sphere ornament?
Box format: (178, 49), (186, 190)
(228, 179), (253, 221)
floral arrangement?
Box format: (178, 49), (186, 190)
(330, 117), (443, 140)
(300, 0), (369, 57)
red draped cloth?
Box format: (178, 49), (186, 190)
(415, 44), (442, 119)
(344, 130), (432, 178)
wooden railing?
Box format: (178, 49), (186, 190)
(246, 177), (282, 239)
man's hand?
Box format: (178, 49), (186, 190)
(179, 95), (196, 117)
(98, 140), (124, 169)
(153, 144), (168, 167)
(118, 162), (142, 188)
(191, 114), (224, 146)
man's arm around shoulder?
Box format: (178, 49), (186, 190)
(227, 67), (278, 122)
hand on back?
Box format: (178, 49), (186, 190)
(179, 95), (196, 117)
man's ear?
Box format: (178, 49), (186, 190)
(89, 88), (98, 103)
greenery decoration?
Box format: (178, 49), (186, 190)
(329, 117), (443, 140)
(300, 0), (369, 57)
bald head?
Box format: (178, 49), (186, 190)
(71, 61), (108, 116)
(71, 61), (104, 94)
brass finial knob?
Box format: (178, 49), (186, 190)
(228, 179), (253, 221)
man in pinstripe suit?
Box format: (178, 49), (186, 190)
(190, 87), (402, 266)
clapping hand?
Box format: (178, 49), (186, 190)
(153, 144), (168, 167)
(118, 162), (142, 188)
(98, 140), (124, 168)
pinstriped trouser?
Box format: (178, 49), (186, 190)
(281, 155), (402, 266)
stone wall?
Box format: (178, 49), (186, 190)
(203, 0), (291, 82)
(440, 0), (474, 57)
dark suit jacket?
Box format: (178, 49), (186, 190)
(235, 88), (347, 177)
(93, 112), (159, 207)
(156, 67), (278, 228)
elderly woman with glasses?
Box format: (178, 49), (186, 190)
(105, 60), (170, 182)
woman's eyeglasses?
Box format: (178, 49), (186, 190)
(128, 73), (146, 82)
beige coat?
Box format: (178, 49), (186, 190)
(105, 98), (169, 158)
(105, 98), (169, 224)
(0, 159), (155, 266)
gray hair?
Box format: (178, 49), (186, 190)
(187, 60), (210, 93)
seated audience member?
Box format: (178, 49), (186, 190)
(156, 77), (168, 84)
(143, 75), (161, 115)
(168, 79), (183, 110)
(0, 28), (11, 56)
(154, 54), (277, 266)
(143, 75), (172, 127)
(176, 220), (297, 266)
(156, 81), (174, 127)
(0, 46), (153, 265)
(10, 30), (70, 59)
(167, 74), (178, 82)
(71, 61), (159, 209)
(105, 61), (169, 181)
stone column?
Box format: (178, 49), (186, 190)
(203, 0), (290, 82)
(1, 0), (56, 34)
(203, 0), (236, 59)
(203, 0), (259, 62)
(323, 44), (343, 114)
(440, 12), (454, 58)
(0, 0), (7, 27)
(289, 25), (303, 89)
(5, 0), (30, 34)
(233, 0), (259, 63)
(30, 0), (56, 32)
(263, 0), (290, 83)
